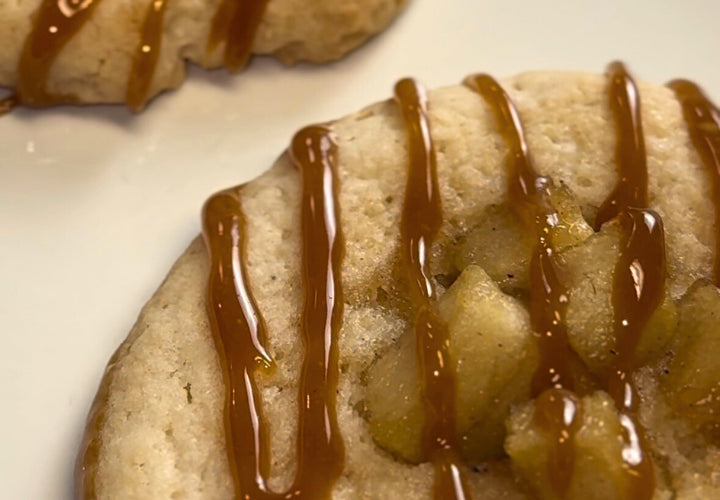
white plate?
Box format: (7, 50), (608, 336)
(1, 0), (718, 497)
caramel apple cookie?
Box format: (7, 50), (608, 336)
(0, 0), (409, 110)
(77, 64), (720, 499)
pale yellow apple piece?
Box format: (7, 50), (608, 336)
(364, 265), (537, 462)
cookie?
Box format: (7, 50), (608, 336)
(76, 64), (720, 499)
(0, 0), (408, 110)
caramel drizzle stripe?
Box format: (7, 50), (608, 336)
(203, 189), (275, 497)
(126, 0), (170, 111)
(208, 0), (269, 71)
(17, 0), (103, 105)
(464, 74), (581, 498)
(394, 78), (471, 500)
(202, 125), (344, 500)
(600, 61), (662, 499)
(668, 80), (720, 285)
(290, 125), (346, 498)
(596, 62), (650, 229)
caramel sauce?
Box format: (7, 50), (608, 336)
(12, 0), (268, 112)
(203, 189), (275, 496)
(668, 80), (720, 284)
(17, 0), (102, 105)
(208, 0), (269, 72)
(75, 65), (720, 498)
(605, 209), (664, 499)
(597, 61), (661, 499)
(394, 78), (471, 500)
(532, 388), (582, 496)
(202, 125), (344, 499)
(464, 74), (581, 498)
(126, 0), (170, 111)
(595, 62), (649, 228)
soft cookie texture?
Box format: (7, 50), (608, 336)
(78, 72), (720, 498)
(0, 0), (408, 104)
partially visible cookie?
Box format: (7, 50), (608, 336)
(77, 68), (720, 499)
(0, 0), (408, 109)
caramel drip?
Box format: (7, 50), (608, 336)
(289, 126), (346, 497)
(595, 61), (649, 229)
(464, 74), (581, 498)
(126, 0), (170, 111)
(394, 78), (471, 500)
(208, 0), (269, 72)
(17, 0), (102, 105)
(668, 80), (720, 284)
(532, 388), (582, 496)
(202, 125), (344, 499)
(605, 209), (664, 498)
(599, 61), (661, 499)
(203, 190), (275, 496)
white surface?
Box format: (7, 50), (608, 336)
(1, 0), (719, 498)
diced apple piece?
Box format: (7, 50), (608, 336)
(454, 204), (532, 294)
(455, 184), (593, 295)
(364, 331), (425, 462)
(364, 265), (537, 462)
(506, 391), (638, 500)
(548, 184), (594, 252)
(559, 221), (678, 374)
(661, 280), (720, 441)
(440, 265), (538, 460)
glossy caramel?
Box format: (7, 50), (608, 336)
(532, 388), (582, 496)
(595, 61), (649, 229)
(77, 66), (720, 498)
(208, 0), (269, 71)
(597, 61), (661, 499)
(395, 78), (471, 500)
(668, 80), (720, 284)
(14, 0), (267, 112)
(126, 0), (170, 111)
(465, 73), (581, 498)
(17, 0), (103, 105)
(202, 125), (345, 499)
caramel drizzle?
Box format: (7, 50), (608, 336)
(207, 0), (269, 72)
(597, 61), (662, 499)
(14, 0), (267, 112)
(72, 67), (720, 499)
(394, 78), (471, 500)
(126, 0), (170, 111)
(17, 0), (103, 105)
(202, 125), (345, 499)
(668, 79), (720, 284)
(596, 62), (650, 228)
(464, 74), (582, 498)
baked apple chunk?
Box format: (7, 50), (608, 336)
(365, 265), (537, 462)
(506, 391), (635, 500)
(661, 280), (720, 442)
